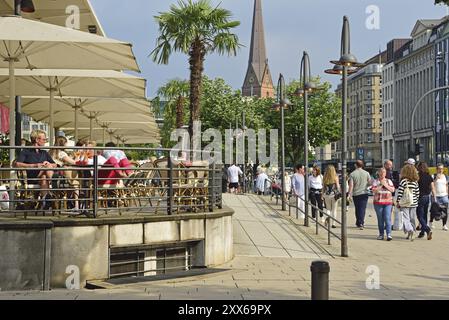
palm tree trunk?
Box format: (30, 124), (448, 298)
(176, 96), (184, 129)
(189, 39), (205, 144)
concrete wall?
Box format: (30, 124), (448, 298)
(0, 229), (50, 291)
(0, 209), (234, 290)
(50, 225), (109, 288)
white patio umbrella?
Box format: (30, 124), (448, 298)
(72, 127), (160, 145)
(0, 69), (146, 143)
(0, 15), (140, 163)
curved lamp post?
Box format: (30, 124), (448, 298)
(273, 74), (291, 210)
(294, 51), (319, 227)
(325, 16), (363, 258)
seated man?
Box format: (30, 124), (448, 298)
(15, 130), (57, 204)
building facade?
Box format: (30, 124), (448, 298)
(334, 53), (385, 170)
(393, 19), (441, 166)
(382, 39), (411, 162)
(434, 18), (449, 165)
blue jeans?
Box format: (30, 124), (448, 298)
(417, 195), (431, 235)
(353, 194), (369, 227)
(374, 204), (392, 237)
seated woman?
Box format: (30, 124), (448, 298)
(103, 142), (132, 176)
(49, 136), (81, 211)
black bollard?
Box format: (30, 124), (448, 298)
(311, 260), (330, 300)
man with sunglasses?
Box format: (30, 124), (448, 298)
(16, 130), (57, 206)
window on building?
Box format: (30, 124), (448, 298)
(366, 105), (372, 114)
(366, 119), (373, 129)
(366, 133), (373, 143)
(366, 90), (372, 100)
(31, 124), (38, 131)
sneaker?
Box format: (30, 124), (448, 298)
(377, 235), (384, 240)
(387, 236), (393, 241)
(359, 226), (364, 230)
(427, 231), (433, 240)
(417, 233), (425, 239)
(443, 225), (448, 231)
(409, 231), (414, 241)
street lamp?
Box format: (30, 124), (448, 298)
(294, 51), (319, 227)
(272, 74), (291, 210)
(325, 16), (363, 258)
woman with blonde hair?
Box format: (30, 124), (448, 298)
(372, 167), (395, 241)
(322, 165), (341, 228)
(396, 164), (420, 241)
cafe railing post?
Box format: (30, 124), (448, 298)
(168, 154), (174, 215)
(93, 155), (98, 218)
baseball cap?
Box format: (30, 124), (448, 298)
(407, 158), (416, 165)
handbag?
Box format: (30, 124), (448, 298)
(334, 191), (342, 201)
(398, 184), (414, 207)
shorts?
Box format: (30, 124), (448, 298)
(229, 182), (239, 189)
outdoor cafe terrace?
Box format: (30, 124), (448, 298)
(0, 146), (223, 218)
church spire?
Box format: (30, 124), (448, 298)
(242, 0), (274, 98)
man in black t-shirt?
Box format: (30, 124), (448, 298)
(15, 130), (57, 197)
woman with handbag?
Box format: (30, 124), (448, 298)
(309, 166), (324, 222)
(396, 163), (420, 241)
(371, 168), (395, 241)
(322, 165), (341, 229)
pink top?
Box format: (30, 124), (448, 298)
(372, 178), (394, 205)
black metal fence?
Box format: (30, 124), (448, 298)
(0, 146), (223, 218)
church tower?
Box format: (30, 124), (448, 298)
(242, 0), (274, 98)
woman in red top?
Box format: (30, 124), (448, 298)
(372, 167), (395, 241)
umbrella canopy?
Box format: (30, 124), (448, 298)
(0, 0), (106, 36)
(0, 15), (140, 163)
(67, 127), (160, 145)
(0, 69), (146, 98)
(0, 68), (146, 143)
(0, 16), (139, 71)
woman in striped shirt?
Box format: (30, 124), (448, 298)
(396, 164), (420, 241)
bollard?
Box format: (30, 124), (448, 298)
(311, 260), (330, 300)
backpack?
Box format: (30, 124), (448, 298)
(398, 183), (414, 207)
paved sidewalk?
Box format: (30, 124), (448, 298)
(1, 193), (449, 300)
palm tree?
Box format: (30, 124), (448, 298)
(151, 0), (240, 139)
(157, 79), (190, 129)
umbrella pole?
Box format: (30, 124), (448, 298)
(8, 58), (16, 211)
(74, 106), (79, 142)
(89, 113), (93, 140)
(49, 89), (55, 145)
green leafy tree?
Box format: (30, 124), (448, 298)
(151, 0), (241, 140)
(435, 0), (449, 5)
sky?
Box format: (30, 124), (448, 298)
(89, 0), (448, 97)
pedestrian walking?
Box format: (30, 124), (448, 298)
(291, 164), (305, 219)
(309, 166), (324, 222)
(416, 162), (434, 240)
(322, 165), (341, 229)
(372, 168), (395, 241)
(396, 162), (420, 241)
(227, 163), (243, 194)
(348, 160), (372, 229)
(430, 163), (449, 231)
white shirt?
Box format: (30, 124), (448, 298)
(309, 174), (323, 190)
(256, 173), (270, 192)
(227, 165), (243, 183)
(434, 174), (448, 197)
(284, 175), (292, 193)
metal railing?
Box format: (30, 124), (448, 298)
(264, 184), (342, 247)
(0, 146), (223, 218)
